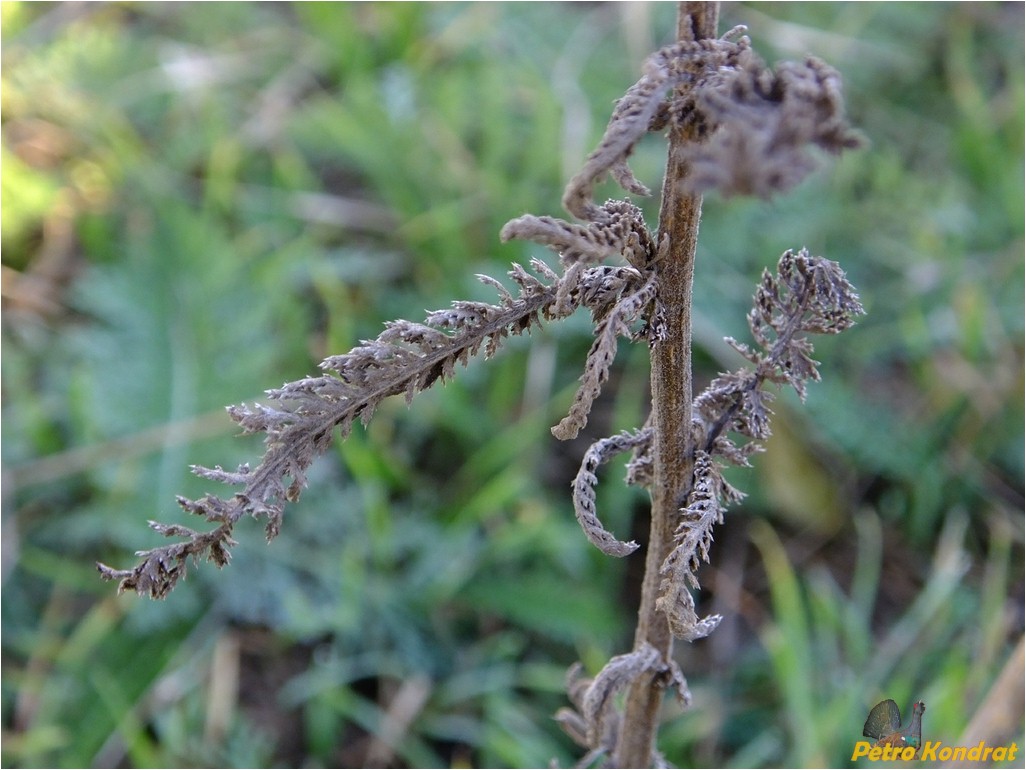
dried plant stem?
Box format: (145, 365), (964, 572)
(615, 3), (717, 766)
(98, 4), (865, 762)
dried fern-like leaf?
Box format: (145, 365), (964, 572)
(664, 250), (863, 639)
(695, 248), (864, 456)
(556, 642), (690, 764)
(98, 261), (578, 598)
(682, 56), (863, 198)
(501, 198), (661, 443)
(656, 451), (727, 641)
(624, 416), (654, 489)
(552, 271), (657, 440)
(562, 33), (753, 222)
(96, 520), (238, 599)
(501, 199), (653, 266)
(570, 429), (651, 557)
(582, 643), (662, 747)
(557, 26), (860, 224)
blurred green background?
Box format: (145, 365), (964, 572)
(2, 2), (1022, 767)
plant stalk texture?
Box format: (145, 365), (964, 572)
(97, 3), (866, 763)
(615, 2), (718, 766)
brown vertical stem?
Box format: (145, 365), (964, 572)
(614, 2), (718, 767)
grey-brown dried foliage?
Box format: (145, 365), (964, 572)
(552, 25), (861, 220)
(656, 451), (729, 642)
(695, 247), (865, 460)
(637, 248), (863, 644)
(555, 644), (687, 769)
(554, 249), (863, 762)
(571, 429), (652, 557)
(97, 256), (659, 598)
(99, 16), (863, 768)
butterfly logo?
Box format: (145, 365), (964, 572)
(863, 699), (926, 754)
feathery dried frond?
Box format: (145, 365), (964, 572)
(501, 199), (654, 268)
(561, 32), (753, 223)
(582, 644), (662, 747)
(695, 248), (864, 458)
(98, 260), (587, 598)
(656, 250), (863, 640)
(96, 519), (237, 600)
(681, 56), (863, 198)
(624, 419), (654, 488)
(553, 270), (657, 440)
(555, 645), (689, 766)
(504, 196), (662, 444)
(571, 429), (652, 556)
(555, 25), (859, 225)
(656, 451), (729, 641)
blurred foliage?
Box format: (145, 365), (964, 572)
(2, 2), (1022, 768)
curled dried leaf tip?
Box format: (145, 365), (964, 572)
(571, 430), (652, 556)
